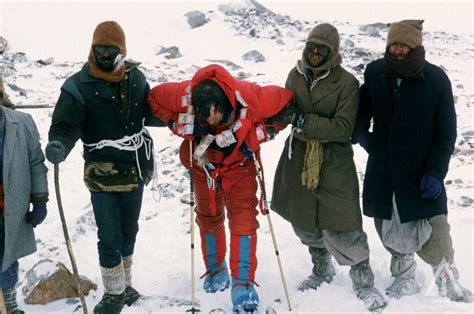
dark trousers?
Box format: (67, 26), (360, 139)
(90, 184), (144, 268)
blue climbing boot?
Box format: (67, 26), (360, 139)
(203, 260), (230, 293)
(231, 279), (259, 313)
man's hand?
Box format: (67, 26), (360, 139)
(267, 104), (305, 129)
(26, 203), (47, 227)
(45, 141), (66, 164)
(352, 132), (373, 154)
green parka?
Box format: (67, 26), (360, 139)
(271, 62), (362, 232)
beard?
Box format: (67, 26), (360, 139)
(96, 57), (115, 72)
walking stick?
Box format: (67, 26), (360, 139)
(0, 288), (7, 314)
(252, 152), (292, 311)
(186, 140), (200, 313)
(54, 164), (88, 314)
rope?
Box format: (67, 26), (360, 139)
(84, 123), (161, 202)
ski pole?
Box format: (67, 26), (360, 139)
(186, 140), (200, 313)
(0, 288), (7, 314)
(252, 152), (292, 311)
(54, 164), (88, 314)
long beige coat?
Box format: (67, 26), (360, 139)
(271, 63), (362, 232)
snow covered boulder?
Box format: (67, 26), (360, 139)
(185, 10), (207, 29)
(242, 50), (265, 63)
(21, 259), (97, 305)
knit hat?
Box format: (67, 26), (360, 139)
(88, 21), (127, 82)
(301, 23), (342, 72)
(307, 23), (340, 52)
(386, 19), (424, 49)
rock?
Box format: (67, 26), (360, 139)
(36, 57), (54, 66)
(185, 10), (206, 29)
(242, 50), (265, 63)
(22, 259), (97, 305)
(155, 46), (182, 59)
(458, 196), (474, 207)
(456, 84), (464, 89)
(345, 39), (355, 48)
(352, 64), (365, 72)
(249, 0), (275, 15)
(205, 59), (242, 71)
(0, 36), (8, 54)
(180, 193), (191, 205)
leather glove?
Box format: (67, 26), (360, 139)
(26, 203), (47, 227)
(420, 175), (442, 199)
(267, 105), (306, 129)
(45, 140), (66, 164)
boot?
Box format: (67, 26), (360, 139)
(385, 253), (420, 299)
(231, 279), (259, 313)
(433, 258), (473, 303)
(298, 247), (335, 291)
(349, 259), (387, 312)
(123, 255), (140, 306)
(202, 231), (230, 293)
(93, 263), (126, 314)
(229, 234), (258, 312)
(203, 260), (231, 293)
(2, 287), (25, 314)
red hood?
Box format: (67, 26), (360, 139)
(190, 64), (239, 111)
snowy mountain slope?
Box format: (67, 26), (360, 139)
(1, 1), (473, 313)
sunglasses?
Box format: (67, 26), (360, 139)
(305, 42), (331, 56)
(93, 45), (120, 55)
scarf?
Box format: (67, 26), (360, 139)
(384, 46), (426, 79)
(88, 51), (125, 83)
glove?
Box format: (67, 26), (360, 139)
(267, 105), (306, 129)
(239, 143), (254, 160)
(352, 132), (373, 153)
(26, 203), (47, 227)
(45, 140), (66, 164)
(420, 175), (442, 199)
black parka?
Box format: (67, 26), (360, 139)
(353, 59), (456, 222)
(49, 62), (159, 188)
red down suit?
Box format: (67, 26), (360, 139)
(148, 64), (292, 284)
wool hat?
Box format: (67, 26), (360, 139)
(91, 21), (126, 56)
(307, 23), (340, 51)
(301, 23), (342, 72)
(386, 19), (424, 49)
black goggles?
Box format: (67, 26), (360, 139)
(93, 45), (120, 55)
(305, 42), (331, 56)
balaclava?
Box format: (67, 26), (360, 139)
(384, 19), (425, 79)
(88, 21), (126, 83)
(301, 23), (342, 73)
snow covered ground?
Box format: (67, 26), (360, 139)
(1, 0), (473, 313)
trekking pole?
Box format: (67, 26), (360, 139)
(54, 164), (88, 314)
(252, 152), (292, 311)
(186, 140), (200, 313)
(0, 288), (7, 314)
